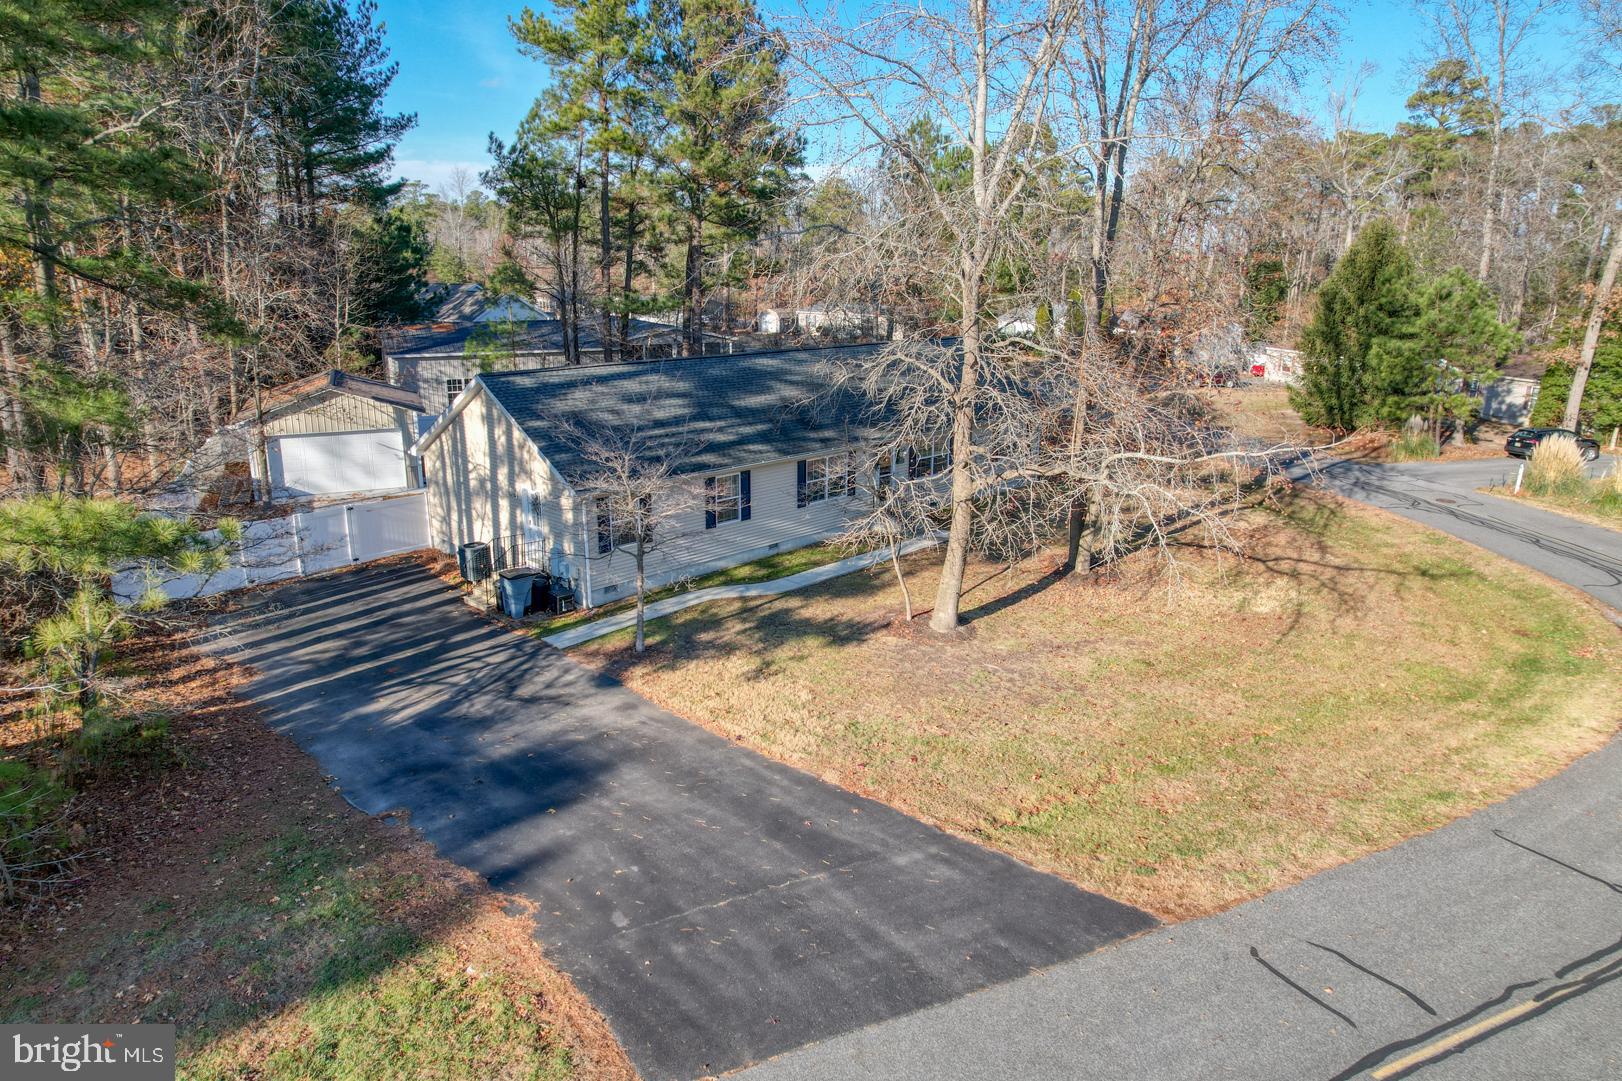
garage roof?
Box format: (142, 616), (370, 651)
(231, 369), (425, 425)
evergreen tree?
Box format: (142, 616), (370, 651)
(654, 0), (802, 353)
(0, 496), (234, 713)
(1399, 59), (1492, 201)
(0, 0), (225, 319)
(484, 134), (588, 362)
(1381, 268), (1518, 430)
(343, 207), (430, 326)
(1291, 220), (1420, 430)
(1244, 252), (1289, 337)
(263, 0), (415, 217)
(512, 0), (654, 360)
(1532, 321), (1622, 433)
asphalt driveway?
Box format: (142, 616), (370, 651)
(207, 566), (1155, 1080)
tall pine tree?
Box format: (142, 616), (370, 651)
(655, 0), (802, 354)
(512, 0), (654, 360)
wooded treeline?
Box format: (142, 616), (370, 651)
(0, 0), (424, 499)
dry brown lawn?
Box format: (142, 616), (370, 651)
(1200, 385), (1318, 446)
(573, 492), (1620, 921)
(2, 621), (632, 1081)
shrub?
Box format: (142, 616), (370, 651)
(1391, 431), (1441, 461)
(62, 713), (173, 782)
(1525, 435), (1585, 497)
(0, 761), (73, 904)
(1595, 465), (1622, 515)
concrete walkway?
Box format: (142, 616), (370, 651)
(543, 536), (940, 648)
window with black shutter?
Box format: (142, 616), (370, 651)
(705, 472), (743, 527)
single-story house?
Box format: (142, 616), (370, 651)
(623, 319), (737, 360)
(419, 282), (549, 323)
(225, 370), (426, 499)
(385, 320), (611, 415)
(759, 304), (889, 339)
(411, 342), (935, 608)
(1480, 355), (1546, 425)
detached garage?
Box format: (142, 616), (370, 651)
(234, 370), (426, 499)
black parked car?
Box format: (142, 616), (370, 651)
(1505, 427), (1601, 461)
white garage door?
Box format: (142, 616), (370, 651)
(268, 429), (406, 497)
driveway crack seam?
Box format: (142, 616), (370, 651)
(608, 850), (901, 940)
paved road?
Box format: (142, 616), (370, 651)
(207, 567), (1154, 1080)
(1293, 456), (1622, 615)
(739, 735), (1622, 1081)
(738, 454), (1622, 1081)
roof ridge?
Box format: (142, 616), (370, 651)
(479, 340), (888, 383)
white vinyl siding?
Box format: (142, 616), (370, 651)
(579, 455), (862, 604)
(421, 388), (582, 584)
(261, 392), (402, 437)
(419, 397), (875, 608)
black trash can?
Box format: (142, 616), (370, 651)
(497, 567), (542, 618)
(529, 573), (554, 615)
(458, 541), (492, 582)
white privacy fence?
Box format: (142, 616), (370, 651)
(114, 492), (429, 602)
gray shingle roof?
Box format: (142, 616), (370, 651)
(479, 343), (889, 485)
(231, 369), (423, 424)
(383, 319), (602, 357)
(417, 282), (549, 323)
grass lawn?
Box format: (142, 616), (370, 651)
(523, 540), (854, 637)
(1484, 472), (1622, 531)
(1, 626), (630, 1081)
(1199, 385), (1316, 446)
(572, 491), (1621, 921)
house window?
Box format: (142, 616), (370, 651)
(802, 453), (853, 504)
(912, 440), (949, 477)
(595, 495), (646, 554)
(708, 472), (741, 525)
(444, 377), (467, 402)
(876, 451), (893, 488)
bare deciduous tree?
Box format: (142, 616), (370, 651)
(551, 398), (706, 653)
(1415, 0), (1566, 280)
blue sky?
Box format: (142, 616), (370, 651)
(375, 0), (1573, 192)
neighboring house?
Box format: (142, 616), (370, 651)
(385, 318), (738, 414)
(1248, 344), (1301, 384)
(384, 320), (610, 415)
(1481, 355), (1546, 425)
(623, 319), (737, 360)
(419, 282), (549, 323)
(412, 342), (934, 608)
(759, 304), (889, 339)
(797, 303), (886, 338)
(225, 370), (425, 499)
(995, 303), (1067, 336)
